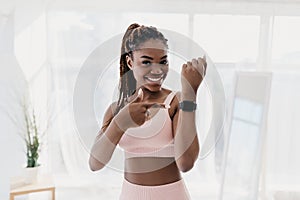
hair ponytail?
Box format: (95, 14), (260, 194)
(114, 23), (140, 115)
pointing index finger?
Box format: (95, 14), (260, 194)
(143, 103), (170, 109)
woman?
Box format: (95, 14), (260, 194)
(89, 23), (207, 199)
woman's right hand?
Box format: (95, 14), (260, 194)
(113, 88), (165, 131)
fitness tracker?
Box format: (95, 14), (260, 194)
(179, 101), (197, 112)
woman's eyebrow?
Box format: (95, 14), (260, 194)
(140, 55), (153, 60)
(140, 55), (168, 60)
(160, 55), (168, 60)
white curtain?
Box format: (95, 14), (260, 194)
(48, 34), (92, 176)
(46, 11), (121, 181)
(0, 11), (26, 200)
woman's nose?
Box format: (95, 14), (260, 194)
(150, 65), (163, 74)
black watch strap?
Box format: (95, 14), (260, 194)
(179, 101), (197, 112)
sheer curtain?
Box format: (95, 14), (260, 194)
(47, 12), (125, 190)
(0, 11), (26, 200)
(47, 15), (95, 176)
(1, 5), (49, 198)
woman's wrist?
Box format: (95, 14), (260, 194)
(181, 89), (197, 101)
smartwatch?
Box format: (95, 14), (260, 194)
(179, 101), (197, 112)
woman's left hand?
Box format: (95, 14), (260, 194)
(181, 56), (207, 95)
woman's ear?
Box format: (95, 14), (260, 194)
(126, 55), (133, 70)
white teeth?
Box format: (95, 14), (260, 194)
(146, 76), (163, 82)
(147, 77), (161, 82)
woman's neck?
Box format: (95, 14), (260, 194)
(138, 86), (165, 100)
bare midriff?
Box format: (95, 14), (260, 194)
(124, 157), (181, 186)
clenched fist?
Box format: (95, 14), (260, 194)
(181, 56), (207, 95)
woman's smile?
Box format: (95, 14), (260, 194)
(144, 74), (165, 84)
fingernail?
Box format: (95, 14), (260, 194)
(161, 104), (170, 109)
(138, 88), (142, 96)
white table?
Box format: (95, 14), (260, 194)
(10, 175), (55, 200)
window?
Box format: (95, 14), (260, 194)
(272, 16), (300, 65)
(193, 15), (260, 63)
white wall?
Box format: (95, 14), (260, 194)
(0, 13), (27, 199)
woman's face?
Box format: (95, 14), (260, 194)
(126, 39), (169, 92)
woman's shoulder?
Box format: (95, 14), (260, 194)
(162, 87), (180, 94)
(106, 101), (118, 116)
(162, 88), (179, 96)
(99, 101), (118, 133)
(162, 88), (180, 101)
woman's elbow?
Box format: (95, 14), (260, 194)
(176, 157), (195, 173)
(89, 156), (105, 172)
(176, 148), (199, 172)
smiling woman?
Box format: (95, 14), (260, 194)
(88, 23), (207, 200)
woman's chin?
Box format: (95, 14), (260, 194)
(143, 84), (162, 92)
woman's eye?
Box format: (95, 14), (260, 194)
(142, 61), (151, 65)
(160, 60), (168, 65)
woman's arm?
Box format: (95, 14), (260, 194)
(172, 92), (200, 173)
(89, 89), (160, 171)
(173, 57), (207, 172)
(89, 103), (124, 171)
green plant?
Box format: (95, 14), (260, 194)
(24, 105), (40, 168)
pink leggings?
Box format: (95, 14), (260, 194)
(119, 178), (191, 200)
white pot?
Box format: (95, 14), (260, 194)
(23, 166), (39, 184)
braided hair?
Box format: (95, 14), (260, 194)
(115, 23), (168, 115)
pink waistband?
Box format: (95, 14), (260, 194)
(119, 178), (191, 200)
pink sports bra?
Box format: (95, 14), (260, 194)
(118, 91), (177, 159)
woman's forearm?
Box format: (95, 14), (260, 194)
(89, 119), (124, 171)
(174, 92), (200, 172)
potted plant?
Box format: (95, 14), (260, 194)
(23, 103), (41, 184)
